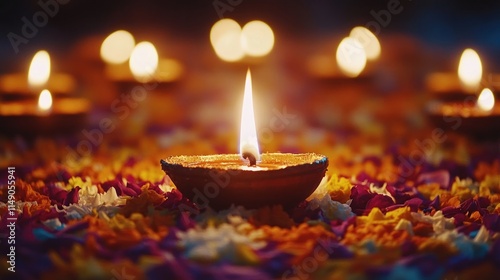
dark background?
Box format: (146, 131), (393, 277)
(1, 0), (500, 72)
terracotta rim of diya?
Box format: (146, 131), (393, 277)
(161, 153), (328, 210)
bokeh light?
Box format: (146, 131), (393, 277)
(349, 26), (380, 61)
(336, 37), (367, 77)
(240, 20), (275, 57)
(458, 48), (482, 92)
(477, 88), (494, 111)
(100, 30), (136, 64)
(28, 50), (51, 87)
(38, 89), (52, 111)
(210, 19), (245, 62)
(129, 41), (159, 82)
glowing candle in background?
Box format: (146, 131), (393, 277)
(100, 30), (136, 64)
(240, 20), (275, 57)
(336, 37), (367, 77)
(210, 19), (275, 62)
(458, 48), (482, 93)
(477, 88), (495, 112)
(210, 19), (245, 62)
(349, 26), (381, 61)
(37, 89), (53, 112)
(28, 50), (51, 89)
(129, 41), (159, 82)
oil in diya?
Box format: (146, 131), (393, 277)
(161, 70), (328, 210)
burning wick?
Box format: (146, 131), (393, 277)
(242, 152), (257, 166)
(239, 69), (260, 167)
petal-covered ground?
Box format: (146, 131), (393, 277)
(0, 135), (500, 280)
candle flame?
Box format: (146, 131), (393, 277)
(28, 50), (51, 88)
(458, 48), (482, 92)
(336, 37), (367, 77)
(38, 89), (52, 111)
(100, 30), (135, 64)
(349, 26), (381, 61)
(477, 88), (495, 112)
(129, 41), (158, 82)
(239, 69), (260, 163)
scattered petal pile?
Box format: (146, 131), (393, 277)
(1, 136), (500, 280)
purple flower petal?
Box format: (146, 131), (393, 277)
(365, 194), (394, 213)
(331, 216), (356, 238)
(417, 170), (450, 190)
(63, 187), (80, 206)
(492, 239), (500, 266)
(429, 196), (441, 211)
(404, 198), (423, 212)
(483, 213), (500, 232)
(453, 213), (466, 227)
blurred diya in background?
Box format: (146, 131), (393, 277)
(427, 87), (500, 138)
(209, 19), (275, 65)
(0, 50), (76, 100)
(426, 48), (500, 138)
(306, 26), (380, 83)
(0, 50), (89, 136)
(161, 70), (328, 210)
(425, 48), (483, 101)
(100, 31), (185, 130)
(100, 31), (184, 91)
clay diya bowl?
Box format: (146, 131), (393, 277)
(160, 153), (328, 210)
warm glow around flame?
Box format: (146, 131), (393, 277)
(38, 89), (52, 111)
(28, 50), (50, 88)
(336, 37), (367, 77)
(129, 41), (158, 82)
(100, 30), (135, 64)
(458, 48), (482, 92)
(349, 26), (381, 61)
(477, 88), (495, 112)
(239, 69), (260, 162)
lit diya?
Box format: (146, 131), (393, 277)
(101, 35), (183, 93)
(427, 88), (500, 138)
(0, 50), (76, 101)
(306, 27), (380, 85)
(425, 48), (483, 101)
(0, 50), (89, 136)
(101, 36), (185, 128)
(161, 70), (328, 209)
(426, 48), (500, 138)
(0, 91), (90, 136)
